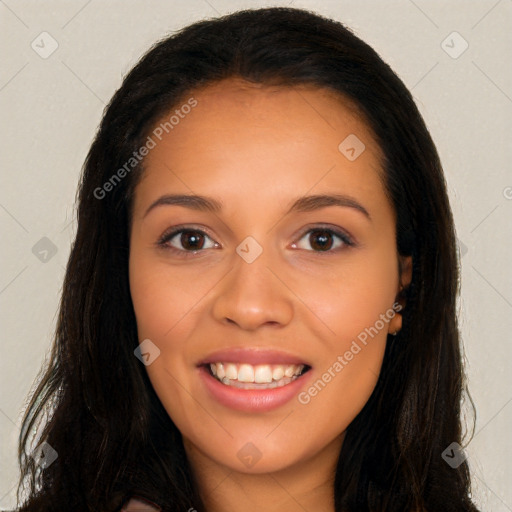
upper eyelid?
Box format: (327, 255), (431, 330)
(158, 224), (215, 244)
(296, 224), (353, 240)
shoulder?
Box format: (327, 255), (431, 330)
(121, 497), (161, 511)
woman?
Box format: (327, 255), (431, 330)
(17, 7), (478, 511)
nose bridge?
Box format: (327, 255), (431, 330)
(211, 240), (294, 329)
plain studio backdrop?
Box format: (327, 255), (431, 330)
(0, 1), (511, 510)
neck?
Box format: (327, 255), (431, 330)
(184, 434), (343, 512)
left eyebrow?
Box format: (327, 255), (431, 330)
(286, 194), (371, 220)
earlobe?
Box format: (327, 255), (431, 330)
(388, 311), (402, 336)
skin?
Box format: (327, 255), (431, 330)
(129, 78), (412, 511)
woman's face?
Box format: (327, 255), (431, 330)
(129, 78), (411, 475)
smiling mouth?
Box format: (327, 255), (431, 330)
(207, 362), (311, 390)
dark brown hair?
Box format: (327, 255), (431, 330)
(17, 7), (478, 511)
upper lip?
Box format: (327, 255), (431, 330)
(198, 347), (311, 366)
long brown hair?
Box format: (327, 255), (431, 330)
(17, 7), (478, 511)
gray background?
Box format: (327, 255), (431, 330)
(1, 0), (511, 510)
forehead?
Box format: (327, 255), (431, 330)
(166, 78), (377, 151)
(135, 78), (386, 213)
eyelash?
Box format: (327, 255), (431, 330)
(156, 224), (355, 257)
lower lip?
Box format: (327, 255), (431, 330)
(198, 366), (312, 412)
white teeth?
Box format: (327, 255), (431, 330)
(225, 363), (238, 380)
(254, 365), (273, 383)
(221, 375), (295, 389)
(216, 362), (225, 379)
(209, 362), (306, 385)
(238, 364), (254, 382)
(272, 366), (284, 381)
(284, 365), (296, 378)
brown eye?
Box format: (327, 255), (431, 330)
(160, 228), (218, 253)
(308, 230), (334, 251)
(292, 227), (353, 252)
(179, 231), (206, 250)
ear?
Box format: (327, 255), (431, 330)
(388, 255), (412, 335)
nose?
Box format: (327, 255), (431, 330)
(210, 248), (294, 331)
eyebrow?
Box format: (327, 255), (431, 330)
(144, 194), (222, 217)
(143, 193), (370, 220)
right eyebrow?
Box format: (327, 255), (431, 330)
(143, 194), (222, 218)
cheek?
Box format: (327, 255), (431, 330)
(128, 254), (216, 396)
(129, 253), (216, 340)
(301, 251), (399, 343)
(128, 255), (203, 430)
(294, 251), (397, 409)
(293, 270), (394, 441)
(128, 254), (193, 393)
